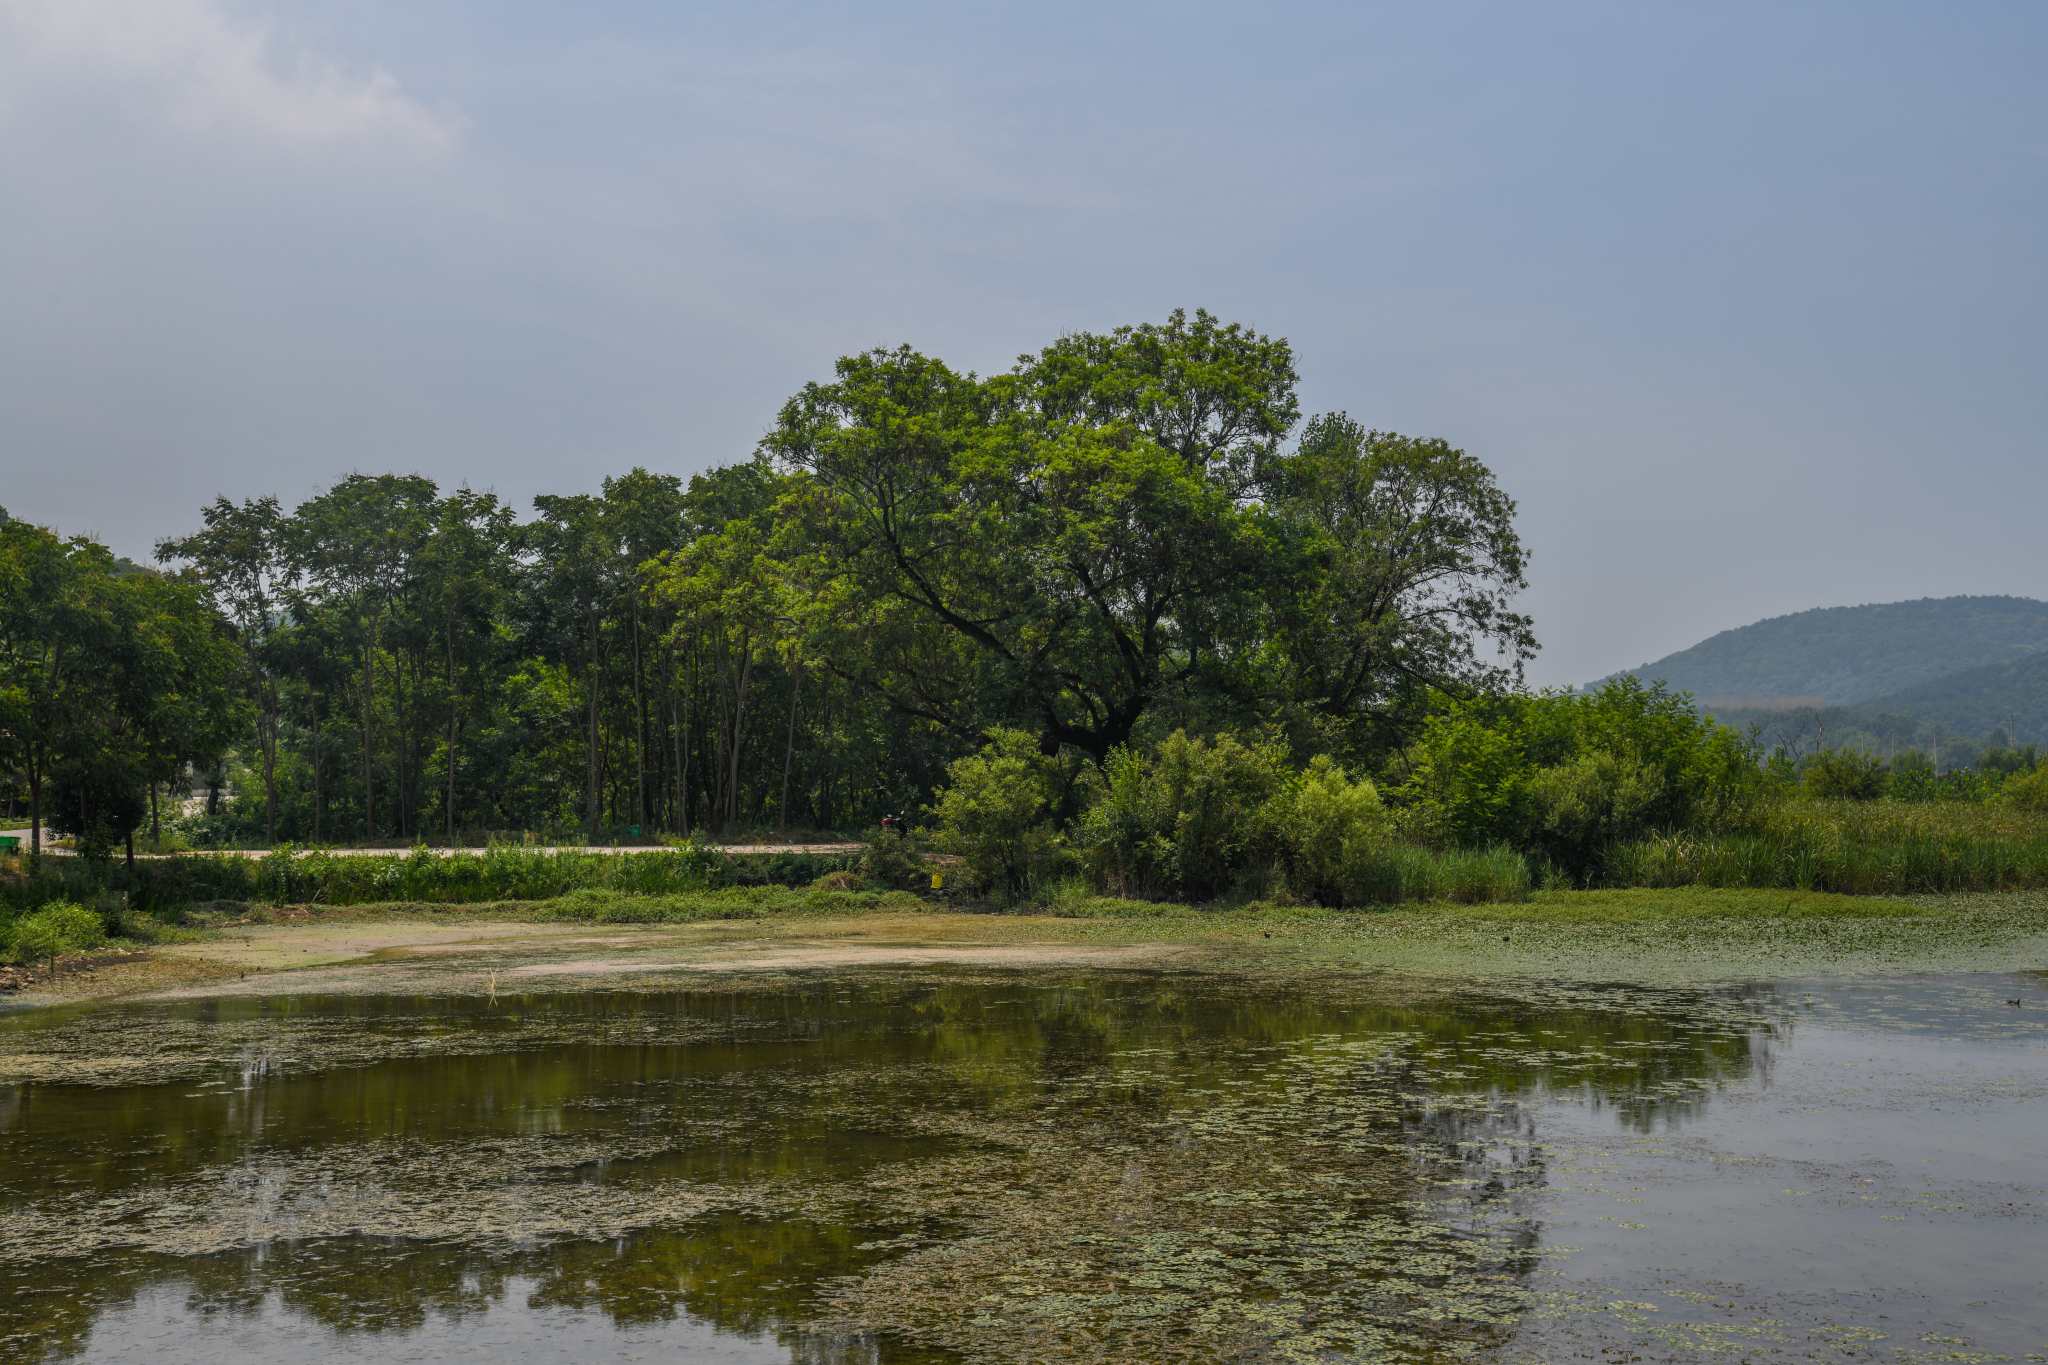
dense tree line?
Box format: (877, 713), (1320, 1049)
(2, 310), (1536, 852)
(0, 509), (239, 857)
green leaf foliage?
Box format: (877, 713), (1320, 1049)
(1800, 749), (1890, 801)
(3, 900), (104, 965)
(1397, 677), (1763, 881)
(925, 729), (1069, 896)
(1074, 730), (1290, 902)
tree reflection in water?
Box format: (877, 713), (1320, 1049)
(0, 971), (1773, 1363)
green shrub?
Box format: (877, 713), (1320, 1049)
(1802, 749), (1889, 801)
(927, 729), (1069, 895)
(1396, 678), (1763, 850)
(4, 901), (106, 965)
(2004, 764), (2048, 812)
(1268, 756), (1394, 906)
(858, 828), (929, 891)
(1524, 751), (1668, 882)
(1075, 730), (1288, 901)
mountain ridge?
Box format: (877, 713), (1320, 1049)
(1591, 595), (2048, 706)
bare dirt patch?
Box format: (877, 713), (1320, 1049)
(505, 941), (1196, 976)
(100, 914), (1211, 1000)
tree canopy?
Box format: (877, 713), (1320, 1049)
(5, 310), (1542, 850)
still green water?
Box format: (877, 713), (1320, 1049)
(0, 967), (2043, 1363)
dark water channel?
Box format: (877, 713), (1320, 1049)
(0, 968), (2043, 1363)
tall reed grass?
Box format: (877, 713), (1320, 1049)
(1602, 799), (2048, 894)
(1371, 844), (1532, 904)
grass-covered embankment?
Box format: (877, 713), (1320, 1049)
(0, 843), (860, 918)
(1604, 799), (2048, 894)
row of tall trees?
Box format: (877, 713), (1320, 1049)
(0, 511), (240, 856)
(5, 309), (1538, 849)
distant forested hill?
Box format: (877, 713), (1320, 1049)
(1592, 596), (2048, 706)
(1842, 651), (2048, 746)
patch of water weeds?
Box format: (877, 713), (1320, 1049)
(0, 966), (2041, 1363)
(0, 970), (1803, 1363)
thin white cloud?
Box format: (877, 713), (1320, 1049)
(0, 0), (457, 153)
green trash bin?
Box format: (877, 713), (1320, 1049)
(0, 837), (20, 854)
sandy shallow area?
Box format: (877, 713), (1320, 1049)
(4, 886), (2046, 1008)
(1, 915), (1212, 1003)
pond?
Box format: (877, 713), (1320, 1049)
(0, 965), (2043, 1363)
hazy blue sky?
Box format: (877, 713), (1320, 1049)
(2, 0), (2042, 686)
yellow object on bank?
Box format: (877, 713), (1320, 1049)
(931, 873), (943, 889)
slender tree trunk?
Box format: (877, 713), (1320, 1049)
(150, 782), (160, 841)
(684, 638), (700, 834)
(633, 600), (646, 834)
(446, 605), (458, 846)
(780, 647), (801, 835)
(391, 654), (409, 840)
(712, 636), (730, 831)
(125, 829), (134, 870)
(587, 602), (601, 844)
(27, 748), (41, 857)
(727, 634), (753, 834)
(671, 647), (681, 834)
(362, 607), (377, 842)
(312, 689), (323, 843)
(263, 665), (277, 847)
(818, 677), (833, 830)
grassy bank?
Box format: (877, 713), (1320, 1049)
(156, 882), (1917, 930)
(0, 844), (861, 924)
(1604, 800), (2048, 895)
(6, 799), (2046, 951)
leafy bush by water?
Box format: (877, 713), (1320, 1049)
(3, 901), (105, 965)
(857, 829), (930, 891)
(924, 730), (1068, 895)
(1075, 731), (1289, 902)
(1266, 756), (1395, 906)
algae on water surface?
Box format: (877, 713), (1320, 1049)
(0, 958), (2043, 1364)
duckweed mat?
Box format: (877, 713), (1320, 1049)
(0, 963), (2043, 1363)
